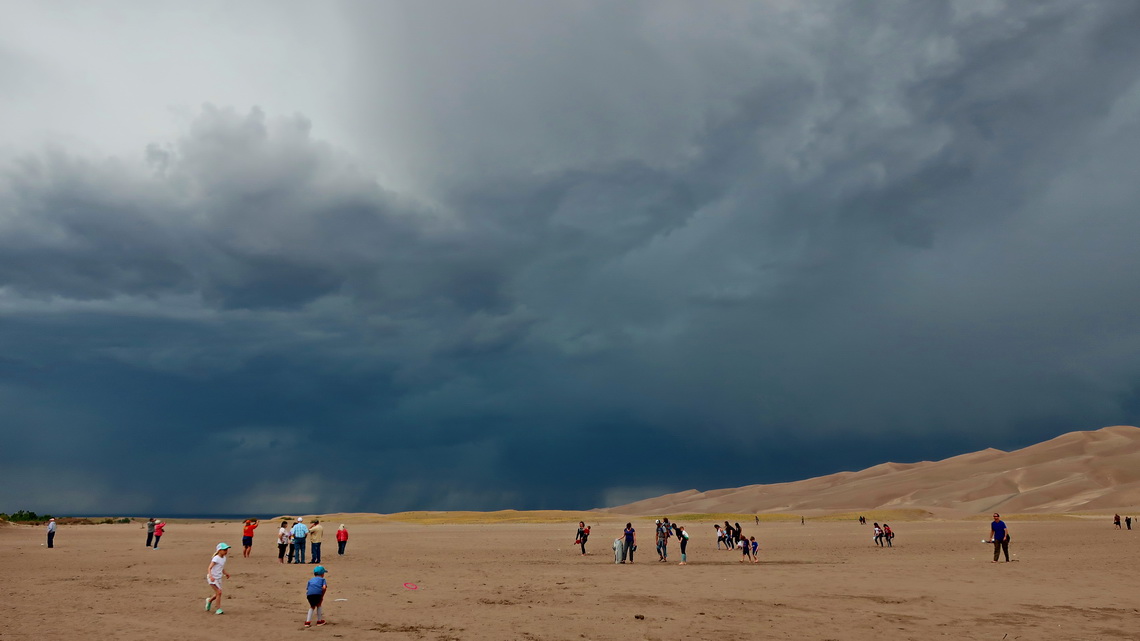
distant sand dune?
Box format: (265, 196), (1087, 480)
(607, 425), (1140, 515)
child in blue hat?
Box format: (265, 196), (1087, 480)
(304, 565), (329, 627)
(205, 543), (231, 614)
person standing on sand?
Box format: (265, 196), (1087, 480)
(989, 513), (1011, 563)
(46, 518), (56, 548)
(678, 526), (690, 565)
(309, 520), (323, 564)
(1113, 514), (1121, 529)
(576, 521), (590, 555)
(336, 524), (349, 555)
(882, 523), (893, 547)
(872, 523), (884, 547)
(146, 517), (156, 547)
(242, 519), (259, 558)
(291, 518), (309, 564)
(204, 542), (231, 615)
(278, 520), (290, 564)
(1127, 516), (1133, 531)
(621, 523), (636, 563)
(153, 520), (165, 549)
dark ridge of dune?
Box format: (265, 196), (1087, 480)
(606, 425), (1140, 515)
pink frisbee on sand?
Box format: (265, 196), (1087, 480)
(403, 582), (419, 590)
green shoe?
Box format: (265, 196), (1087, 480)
(215, 609), (224, 615)
(205, 599), (212, 612)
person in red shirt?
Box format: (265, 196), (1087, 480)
(335, 524), (349, 555)
(242, 519), (259, 558)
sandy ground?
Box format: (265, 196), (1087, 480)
(2, 518), (1137, 640)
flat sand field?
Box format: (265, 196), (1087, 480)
(2, 517), (1136, 640)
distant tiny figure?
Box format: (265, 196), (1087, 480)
(205, 542), (231, 615)
(46, 518), (56, 548)
(801, 516), (804, 525)
(882, 523), (894, 547)
(242, 519), (259, 558)
(872, 523), (884, 547)
(1127, 516), (1133, 531)
(153, 520), (165, 549)
(309, 520), (323, 564)
(678, 526), (690, 565)
(755, 515), (759, 525)
(277, 520), (290, 564)
(304, 565), (328, 627)
(575, 521), (590, 555)
(621, 523), (636, 564)
(1113, 514), (1121, 529)
(859, 516), (866, 525)
(989, 513), (1011, 562)
(146, 517), (156, 547)
(750, 536), (759, 562)
(336, 524), (349, 555)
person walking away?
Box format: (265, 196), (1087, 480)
(882, 523), (894, 547)
(989, 513), (1011, 562)
(153, 520), (165, 549)
(309, 520), (323, 563)
(678, 526), (690, 565)
(204, 543), (231, 614)
(46, 518), (56, 548)
(304, 565), (329, 627)
(336, 524), (348, 555)
(242, 519), (259, 558)
(1113, 514), (1121, 529)
(146, 517), (156, 547)
(621, 523), (636, 563)
(277, 520), (290, 564)
(1127, 516), (1133, 531)
(576, 521), (590, 555)
(872, 523), (883, 547)
(291, 518), (309, 564)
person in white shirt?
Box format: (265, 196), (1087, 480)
(205, 543), (232, 615)
(46, 518), (57, 548)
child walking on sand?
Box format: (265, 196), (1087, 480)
(304, 565), (329, 627)
(750, 536), (759, 563)
(205, 543), (231, 615)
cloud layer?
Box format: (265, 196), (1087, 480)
(3, 1), (1140, 513)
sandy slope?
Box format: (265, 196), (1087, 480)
(610, 425), (1140, 515)
(4, 518), (1138, 641)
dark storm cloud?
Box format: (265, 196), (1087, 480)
(3, 1), (1140, 513)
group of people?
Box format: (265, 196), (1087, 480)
(1113, 514), (1135, 530)
(145, 518), (166, 548)
(871, 522), (894, 547)
(203, 540), (330, 625)
(203, 516), (348, 625)
(606, 518), (703, 565)
(272, 518), (349, 564)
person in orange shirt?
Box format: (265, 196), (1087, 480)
(241, 519), (259, 558)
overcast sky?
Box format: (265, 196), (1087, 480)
(3, 1), (1140, 515)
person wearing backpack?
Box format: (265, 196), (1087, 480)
(882, 523), (894, 547)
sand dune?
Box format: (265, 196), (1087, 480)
(609, 425), (1140, 515)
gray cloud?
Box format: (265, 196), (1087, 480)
(2, 1), (1140, 513)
